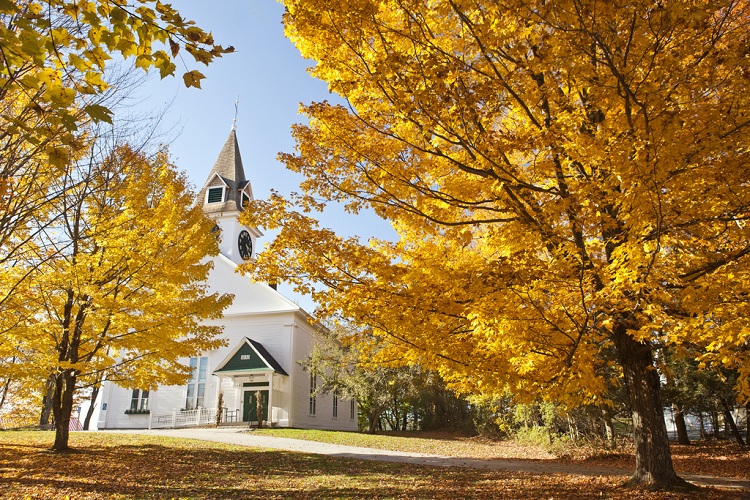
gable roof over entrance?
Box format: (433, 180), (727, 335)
(213, 337), (288, 376)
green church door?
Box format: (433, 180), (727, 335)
(242, 390), (269, 422)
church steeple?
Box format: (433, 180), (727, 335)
(199, 130), (261, 265)
(198, 129), (253, 214)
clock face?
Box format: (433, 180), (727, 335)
(237, 230), (253, 260)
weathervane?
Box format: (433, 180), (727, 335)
(232, 97), (239, 131)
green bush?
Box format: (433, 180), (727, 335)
(512, 425), (571, 455)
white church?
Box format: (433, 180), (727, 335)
(96, 131), (358, 431)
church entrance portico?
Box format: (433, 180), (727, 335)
(213, 337), (288, 426)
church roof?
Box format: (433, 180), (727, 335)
(209, 254), (304, 315)
(198, 130), (251, 213)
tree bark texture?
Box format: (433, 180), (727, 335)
(82, 382), (101, 431)
(39, 378), (55, 428)
(720, 399), (745, 446)
(367, 408), (383, 434)
(698, 413), (707, 440)
(672, 403), (691, 445)
(51, 370), (76, 451)
(602, 406), (616, 447)
(612, 323), (685, 488)
(711, 411), (721, 439)
(567, 414), (579, 443)
(0, 377), (11, 410)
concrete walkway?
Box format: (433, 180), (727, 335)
(115, 428), (749, 491)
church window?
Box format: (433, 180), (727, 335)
(241, 192), (251, 208)
(128, 389), (149, 413)
(309, 373), (317, 416)
(185, 356), (208, 410)
(350, 400), (356, 420)
(207, 186), (224, 203)
(332, 394), (338, 418)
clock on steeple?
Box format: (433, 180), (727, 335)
(238, 230), (253, 260)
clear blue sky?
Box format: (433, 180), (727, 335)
(130, 0), (394, 311)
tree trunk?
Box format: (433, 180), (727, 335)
(672, 403), (691, 445)
(0, 356), (17, 410)
(82, 382), (101, 431)
(39, 377), (55, 428)
(566, 414), (578, 443)
(384, 408), (397, 431)
(612, 324), (688, 489)
(711, 410), (720, 439)
(602, 406), (616, 447)
(367, 407), (383, 433)
(51, 369), (77, 451)
(698, 412), (707, 440)
(719, 399), (745, 446)
(0, 377), (11, 410)
(391, 397), (400, 431)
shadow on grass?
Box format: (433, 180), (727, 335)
(0, 432), (745, 499)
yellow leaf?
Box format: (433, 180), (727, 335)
(182, 69), (204, 88)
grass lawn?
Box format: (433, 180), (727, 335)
(0, 431), (745, 499)
(254, 428), (750, 479)
(254, 428), (557, 460)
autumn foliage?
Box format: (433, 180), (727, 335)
(241, 0), (750, 489)
(0, 1), (233, 450)
(0, 0), (233, 291)
(1, 145), (231, 451)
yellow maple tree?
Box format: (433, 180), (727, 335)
(0, 0), (231, 123)
(6, 144), (231, 451)
(241, 0), (750, 489)
(0, 0), (232, 310)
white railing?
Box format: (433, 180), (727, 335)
(149, 407), (217, 429)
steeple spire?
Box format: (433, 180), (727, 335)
(197, 128), (261, 264)
(198, 129), (251, 214)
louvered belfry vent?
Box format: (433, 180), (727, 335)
(207, 187), (223, 203)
